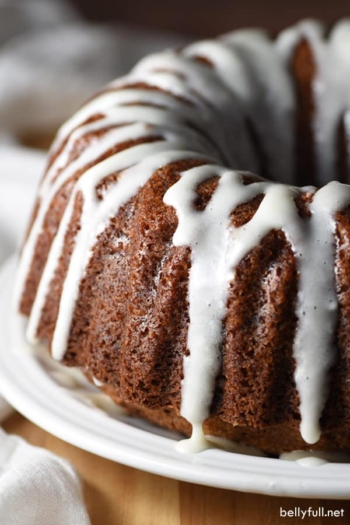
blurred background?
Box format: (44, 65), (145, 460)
(72, 0), (350, 38)
(0, 0), (349, 150)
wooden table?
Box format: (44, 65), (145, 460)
(3, 412), (350, 525)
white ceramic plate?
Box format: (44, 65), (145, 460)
(1, 256), (350, 499)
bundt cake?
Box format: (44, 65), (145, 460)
(14, 20), (350, 455)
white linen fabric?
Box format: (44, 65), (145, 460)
(0, 428), (90, 524)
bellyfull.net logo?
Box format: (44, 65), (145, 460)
(280, 507), (345, 519)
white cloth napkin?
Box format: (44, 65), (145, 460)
(0, 428), (90, 524)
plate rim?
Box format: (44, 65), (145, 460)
(1, 254), (350, 499)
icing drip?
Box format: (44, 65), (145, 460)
(21, 138), (180, 332)
(14, 126), (149, 312)
(185, 31), (295, 183)
(314, 21), (350, 185)
(92, 376), (104, 387)
(175, 425), (266, 456)
(47, 149), (213, 360)
(130, 51), (258, 170)
(280, 450), (350, 466)
(164, 168), (263, 433)
(277, 20), (350, 184)
(292, 182), (350, 443)
(165, 170), (350, 449)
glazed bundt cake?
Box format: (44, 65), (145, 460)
(14, 20), (350, 455)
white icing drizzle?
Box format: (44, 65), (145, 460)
(280, 450), (350, 466)
(14, 21), (350, 453)
(276, 20), (325, 62)
(165, 168), (254, 433)
(130, 50), (258, 170)
(184, 31), (295, 183)
(92, 376), (104, 387)
(175, 425), (265, 456)
(314, 21), (350, 185)
(165, 169), (350, 449)
(14, 126), (162, 312)
(277, 20), (350, 185)
(49, 149), (213, 360)
(292, 182), (350, 443)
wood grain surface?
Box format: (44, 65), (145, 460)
(3, 412), (350, 525)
